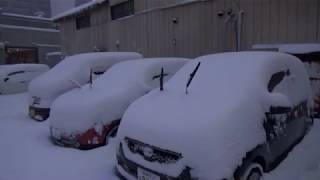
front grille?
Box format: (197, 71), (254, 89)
(125, 137), (182, 164)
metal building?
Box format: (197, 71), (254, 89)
(0, 13), (61, 64)
(0, 0), (51, 17)
(54, 0), (320, 58)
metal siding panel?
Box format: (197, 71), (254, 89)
(268, 0), (280, 43)
(287, 0), (298, 42)
(305, 0), (318, 42)
(278, 0), (288, 43)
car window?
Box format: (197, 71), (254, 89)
(268, 70), (290, 92)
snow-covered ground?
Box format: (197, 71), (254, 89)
(0, 93), (119, 180)
(0, 93), (319, 180)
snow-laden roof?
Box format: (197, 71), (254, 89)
(28, 52), (142, 108)
(278, 44), (320, 54)
(118, 52), (312, 179)
(0, 24), (59, 32)
(49, 58), (188, 135)
(52, 0), (108, 21)
(46, 52), (63, 56)
(253, 43), (320, 54)
(1, 12), (51, 21)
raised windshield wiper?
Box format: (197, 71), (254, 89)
(186, 62), (201, 94)
(153, 67), (168, 91)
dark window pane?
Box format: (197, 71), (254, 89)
(76, 13), (91, 29)
(111, 0), (134, 20)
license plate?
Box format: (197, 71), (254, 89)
(137, 168), (160, 180)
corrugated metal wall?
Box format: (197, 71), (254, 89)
(59, 0), (320, 58)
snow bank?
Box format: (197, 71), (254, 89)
(117, 52), (312, 179)
(49, 58), (188, 136)
(28, 52), (142, 108)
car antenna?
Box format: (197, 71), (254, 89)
(152, 67), (168, 91)
(186, 62), (201, 94)
(89, 68), (93, 89)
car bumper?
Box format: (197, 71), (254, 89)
(29, 106), (50, 121)
(116, 144), (195, 180)
(50, 130), (105, 150)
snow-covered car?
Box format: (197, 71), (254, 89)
(116, 52), (313, 180)
(49, 58), (188, 150)
(0, 64), (49, 94)
(28, 52), (142, 121)
(253, 43), (320, 116)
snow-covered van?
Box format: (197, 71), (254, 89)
(28, 52), (142, 121)
(116, 52), (313, 180)
(49, 58), (188, 150)
(0, 64), (49, 94)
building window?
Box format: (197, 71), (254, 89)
(76, 13), (91, 29)
(111, 0), (134, 20)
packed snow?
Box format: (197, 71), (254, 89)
(0, 93), (119, 180)
(0, 90), (319, 180)
(49, 58), (188, 137)
(28, 52), (142, 109)
(117, 52), (312, 179)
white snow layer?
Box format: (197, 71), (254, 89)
(49, 58), (188, 136)
(253, 43), (320, 54)
(28, 52), (142, 108)
(52, 0), (107, 20)
(117, 52), (312, 179)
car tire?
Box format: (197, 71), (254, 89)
(239, 162), (264, 180)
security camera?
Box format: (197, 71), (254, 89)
(217, 10), (225, 18)
(172, 17), (179, 24)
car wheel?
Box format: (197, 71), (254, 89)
(240, 163), (264, 180)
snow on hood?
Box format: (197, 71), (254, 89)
(49, 58), (188, 135)
(117, 52), (312, 179)
(28, 52), (142, 108)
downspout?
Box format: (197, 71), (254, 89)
(237, 10), (244, 51)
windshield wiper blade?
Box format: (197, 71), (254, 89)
(186, 62), (201, 94)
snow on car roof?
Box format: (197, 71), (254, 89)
(28, 52), (142, 99)
(117, 52), (311, 179)
(49, 58), (188, 134)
